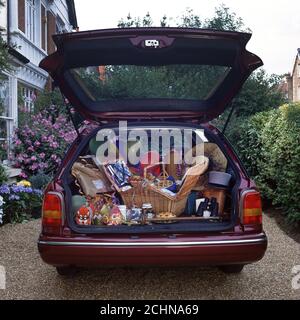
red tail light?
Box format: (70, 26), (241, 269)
(42, 192), (64, 235)
(241, 190), (262, 225)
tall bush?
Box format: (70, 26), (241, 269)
(234, 103), (300, 223)
(231, 111), (271, 178)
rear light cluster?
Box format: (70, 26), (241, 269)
(241, 190), (262, 225)
(42, 192), (64, 235)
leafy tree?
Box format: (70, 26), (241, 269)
(118, 5), (250, 31)
(177, 8), (202, 28)
(203, 5), (251, 32)
(214, 70), (286, 131)
(118, 12), (154, 28)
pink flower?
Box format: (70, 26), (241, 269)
(31, 163), (39, 171)
(50, 142), (59, 148)
(34, 141), (41, 147)
(15, 139), (22, 145)
(31, 156), (37, 161)
(39, 153), (45, 159)
(17, 155), (24, 161)
(19, 172), (28, 179)
(38, 163), (45, 169)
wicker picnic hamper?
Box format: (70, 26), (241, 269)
(119, 156), (209, 216)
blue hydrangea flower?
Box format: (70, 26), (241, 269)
(9, 194), (20, 201)
(0, 185), (10, 194)
(24, 187), (33, 193)
(33, 189), (43, 195)
(11, 185), (23, 193)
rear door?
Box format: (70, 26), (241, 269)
(40, 27), (263, 122)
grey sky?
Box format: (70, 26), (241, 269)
(74, 0), (300, 75)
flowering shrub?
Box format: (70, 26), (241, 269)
(0, 180), (42, 224)
(13, 110), (77, 177)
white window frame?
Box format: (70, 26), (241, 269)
(0, 75), (14, 159)
(40, 2), (47, 52)
(21, 85), (36, 112)
(25, 0), (36, 43)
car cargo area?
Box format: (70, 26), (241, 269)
(63, 125), (239, 233)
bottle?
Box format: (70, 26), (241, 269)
(210, 198), (219, 217)
(142, 203), (153, 224)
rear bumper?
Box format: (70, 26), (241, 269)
(38, 233), (267, 267)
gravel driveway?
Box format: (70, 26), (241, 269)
(0, 214), (299, 300)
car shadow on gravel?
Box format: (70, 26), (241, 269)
(54, 265), (245, 300)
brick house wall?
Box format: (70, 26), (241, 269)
(46, 10), (56, 54)
(17, 0), (25, 32)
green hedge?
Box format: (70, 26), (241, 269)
(228, 103), (300, 223)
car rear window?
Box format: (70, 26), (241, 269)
(70, 65), (230, 101)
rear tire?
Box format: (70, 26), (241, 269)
(219, 264), (244, 274)
(56, 266), (77, 276)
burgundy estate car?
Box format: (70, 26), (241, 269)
(37, 28), (267, 275)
